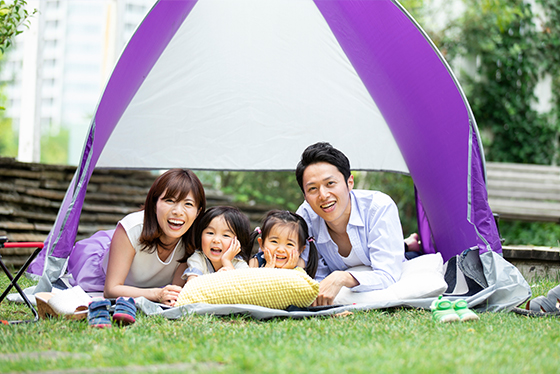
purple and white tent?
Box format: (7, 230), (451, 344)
(28, 0), (502, 287)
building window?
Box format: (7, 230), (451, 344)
(44, 59), (57, 67)
(126, 4), (146, 13)
(44, 40), (58, 49)
(46, 1), (60, 9)
(40, 117), (53, 128)
(42, 98), (54, 107)
(45, 20), (59, 29)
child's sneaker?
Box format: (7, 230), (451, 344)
(430, 296), (460, 323)
(88, 299), (112, 328)
(453, 299), (479, 321)
(112, 297), (136, 326)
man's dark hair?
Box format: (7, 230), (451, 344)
(295, 142), (351, 192)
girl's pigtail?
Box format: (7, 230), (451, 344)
(248, 227), (261, 256)
(305, 236), (318, 279)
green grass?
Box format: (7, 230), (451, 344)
(1, 276), (559, 374)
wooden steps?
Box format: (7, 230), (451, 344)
(486, 162), (560, 222)
(0, 157), (271, 267)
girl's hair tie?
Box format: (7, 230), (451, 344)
(307, 236), (315, 243)
(255, 227), (262, 235)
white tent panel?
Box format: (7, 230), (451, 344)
(97, 0), (408, 172)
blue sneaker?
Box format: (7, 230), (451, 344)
(113, 297), (136, 326)
(88, 299), (112, 328)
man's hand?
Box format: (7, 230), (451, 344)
(312, 271), (359, 306)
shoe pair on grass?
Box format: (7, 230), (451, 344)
(88, 297), (136, 328)
(431, 296), (479, 323)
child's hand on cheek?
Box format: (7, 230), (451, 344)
(263, 247), (277, 269)
(219, 237), (241, 272)
(221, 237), (241, 267)
(281, 247), (300, 270)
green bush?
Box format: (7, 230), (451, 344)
(499, 220), (560, 247)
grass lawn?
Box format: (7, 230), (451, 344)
(1, 275), (559, 374)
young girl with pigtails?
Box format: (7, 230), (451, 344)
(249, 210), (318, 279)
(180, 206), (253, 282)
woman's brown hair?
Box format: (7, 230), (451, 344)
(139, 169), (206, 257)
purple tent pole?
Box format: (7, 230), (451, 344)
(415, 188), (436, 255)
(469, 126), (502, 253)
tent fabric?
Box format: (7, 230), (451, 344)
(28, 0), (502, 289)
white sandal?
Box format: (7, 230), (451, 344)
(35, 286), (91, 320)
(525, 285), (560, 315)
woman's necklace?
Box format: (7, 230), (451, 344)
(157, 239), (178, 261)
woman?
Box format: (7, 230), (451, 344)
(69, 169), (205, 306)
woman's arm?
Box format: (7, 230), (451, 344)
(172, 262), (188, 287)
(103, 224), (181, 305)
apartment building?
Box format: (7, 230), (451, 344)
(1, 0), (156, 164)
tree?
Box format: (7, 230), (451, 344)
(440, 0), (560, 165)
(0, 0), (36, 55)
(201, 170), (304, 212)
(535, 0), (560, 165)
(0, 104), (16, 156)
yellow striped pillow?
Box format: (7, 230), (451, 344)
(175, 267), (319, 310)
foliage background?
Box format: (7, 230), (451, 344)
(438, 0), (560, 245)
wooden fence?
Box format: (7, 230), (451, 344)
(486, 161), (560, 222)
(0, 157), (270, 267)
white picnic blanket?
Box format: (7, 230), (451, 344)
(136, 251), (530, 320)
(9, 252), (529, 320)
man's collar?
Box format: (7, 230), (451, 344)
(347, 190), (364, 228)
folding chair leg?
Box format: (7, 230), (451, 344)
(0, 239), (43, 325)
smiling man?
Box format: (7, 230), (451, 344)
(295, 142), (405, 306)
